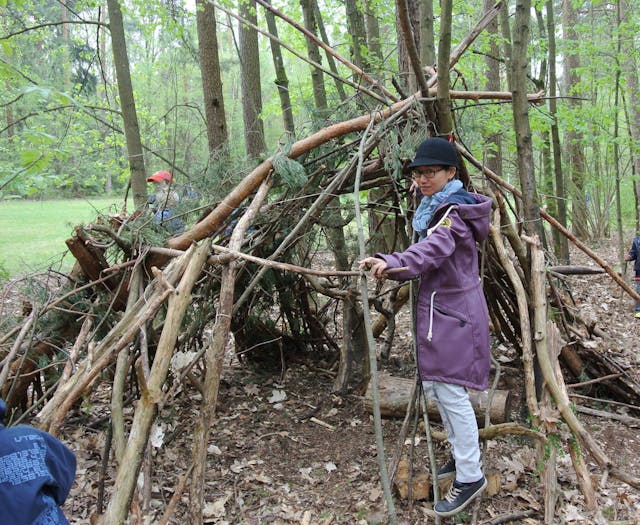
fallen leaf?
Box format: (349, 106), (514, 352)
(268, 389), (287, 403)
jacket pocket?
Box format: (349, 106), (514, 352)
(433, 303), (469, 327)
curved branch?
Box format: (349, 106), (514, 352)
(0, 20), (108, 41)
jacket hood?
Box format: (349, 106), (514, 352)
(447, 192), (491, 243)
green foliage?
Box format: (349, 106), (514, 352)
(0, 0), (638, 238)
(271, 138), (307, 188)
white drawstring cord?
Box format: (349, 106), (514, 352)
(427, 290), (437, 341)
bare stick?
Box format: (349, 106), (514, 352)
(189, 176), (274, 523)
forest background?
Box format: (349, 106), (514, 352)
(2, 0), (640, 523)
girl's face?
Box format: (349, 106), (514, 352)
(411, 166), (456, 196)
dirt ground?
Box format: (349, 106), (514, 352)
(55, 235), (640, 524)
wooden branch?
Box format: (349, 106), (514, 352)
(574, 406), (640, 427)
(489, 215), (538, 417)
(566, 373), (623, 388)
(37, 251), (192, 433)
(0, 308), (37, 391)
(211, 244), (359, 277)
(100, 240), (211, 525)
(548, 265), (605, 275)
(528, 237), (640, 492)
(459, 145), (640, 303)
(189, 176), (273, 523)
(429, 421), (546, 443)
(158, 465), (193, 525)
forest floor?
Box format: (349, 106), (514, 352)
(54, 235), (640, 524)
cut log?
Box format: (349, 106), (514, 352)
(394, 459), (502, 501)
(363, 374), (512, 423)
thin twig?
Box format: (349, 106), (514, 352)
(353, 113), (397, 523)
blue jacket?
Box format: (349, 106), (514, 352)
(0, 399), (76, 525)
(377, 192), (492, 390)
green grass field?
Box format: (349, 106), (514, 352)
(0, 197), (131, 278)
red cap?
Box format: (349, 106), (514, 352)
(147, 170), (173, 183)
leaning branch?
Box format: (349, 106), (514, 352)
(458, 144), (640, 302)
(253, 0), (398, 102)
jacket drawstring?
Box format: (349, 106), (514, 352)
(427, 291), (437, 342)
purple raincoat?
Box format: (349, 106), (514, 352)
(377, 193), (492, 390)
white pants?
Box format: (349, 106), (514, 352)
(422, 380), (483, 483)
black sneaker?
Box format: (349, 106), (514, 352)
(436, 456), (456, 480)
(434, 477), (487, 517)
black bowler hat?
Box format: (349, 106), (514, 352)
(408, 137), (459, 169)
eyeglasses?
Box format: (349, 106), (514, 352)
(411, 167), (445, 180)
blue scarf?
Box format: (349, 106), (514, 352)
(412, 179), (463, 240)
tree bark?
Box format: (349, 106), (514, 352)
(418, 0), (435, 68)
(239, 0), (266, 159)
(344, 0), (368, 72)
(106, 0), (147, 208)
(435, 0), (453, 135)
(363, 374), (513, 423)
(264, 0), (295, 134)
(562, 0), (588, 239)
(545, 0), (569, 263)
(511, 0), (540, 239)
(196, 0), (228, 156)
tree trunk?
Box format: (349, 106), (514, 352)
(483, 0), (502, 177)
(106, 0), (147, 208)
(300, 0), (327, 114)
(511, 0), (540, 239)
(312, 3), (347, 102)
(499, 1), (512, 91)
(264, 0), (295, 134)
(395, 0), (420, 93)
(196, 0), (228, 156)
(545, 0), (569, 263)
(344, 0), (368, 71)
(363, 374), (513, 423)
(239, 0), (266, 159)
(418, 0), (435, 69)
(562, 0), (588, 239)
(435, 0), (453, 134)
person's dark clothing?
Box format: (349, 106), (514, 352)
(627, 236), (640, 278)
(0, 399), (76, 525)
(626, 236), (640, 313)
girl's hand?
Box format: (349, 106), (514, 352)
(358, 257), (389, 279)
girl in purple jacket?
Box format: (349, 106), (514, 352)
(360, 137), (491, 517)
